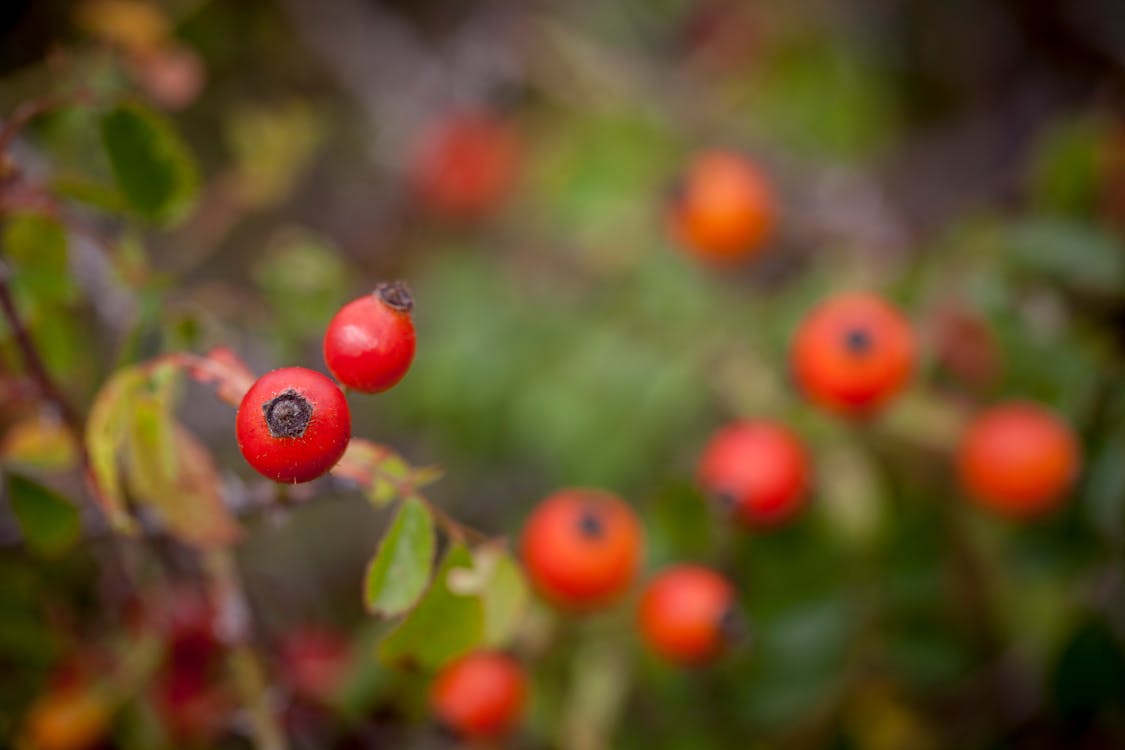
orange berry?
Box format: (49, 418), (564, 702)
(638, 565), (738, 665)
(520, 489), (643, 610)
(24, 687), (110, 750)
(429, 651), (527, 740)
(957, 402), (1080, 518)
(671, 150), (776, 263)
(791, 292), (915, 415)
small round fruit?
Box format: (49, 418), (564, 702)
(957, 402), (1080, 518)
(698, 420), (809, 526)
(323, 282), (417, 393)
(671, 150), (776, 263)
(429, 651), (527, 740)
(638, 565), (739, 665)
(24, 687), (111, 750)
(520, 488), (643, 610)
(411, 112), (520, 219)
(236, 367), (351, 483)
(791, 292), (915, 415)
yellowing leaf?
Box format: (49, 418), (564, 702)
(85, 366), (146, 533)
(1, 414), (78, 471)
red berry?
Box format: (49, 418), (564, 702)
(697, 420), (810, 526)
(236, 367), (351, 483)
(638, 565), (739, 665)
(791, 292), (915, 415)
(429, 651), (527, 740)
(671, 150), (777, 264)
(957, 402), (1081, 519)
(411, 112), (521, 220)
(520, 489), (644, 610)
(323, 282), (417, 394)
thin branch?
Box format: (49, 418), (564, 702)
(0, 260), (85, 433)
(0, 90), (94, 157)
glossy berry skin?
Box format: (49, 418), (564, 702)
(698, 420), (809, 526)
(429, 651), (527, 740)
(323, 282), (416, 393)
(791, 292), (915, 415)
(957, 403), (1080, 519)
(24, 687), (110, 750)
(236, 367), (351, 483)
(639, 565), (738, 665)
(520, 489), (643, 610)
(671, 150), (776, 263)
(412, 113), (520, 219)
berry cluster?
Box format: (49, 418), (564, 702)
(235, 281), (417, 483)
(423, 152), (1084, 742)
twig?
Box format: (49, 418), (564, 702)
(0, 260), (84, 433)
(204, 548), (289, 750)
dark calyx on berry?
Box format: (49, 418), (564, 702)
(577, 509), (605, 539)
(717, 605), (750, 647)
(844, 327), (873, 355)
(376, 281), (414, 313)
(263, 390), (313, 439)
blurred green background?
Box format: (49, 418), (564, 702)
(1, 0), (1125, 748)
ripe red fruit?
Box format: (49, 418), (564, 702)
(957, 402), (1080, 518)
(429, 651), (527, 740)
(236, 367), (351, 483)
(411, 112), (521, 219)
(697, 420), (810, 526)
(671, 150), (777, 263)
(323, 282), (417, 393)
(520, 488), (643, 610)
(791, 292), (915, 415)
(638, 565), (739, 665)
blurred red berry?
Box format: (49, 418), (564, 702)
(638, 565), (739, 665)
(520, 488), (644, 610)
(957, 402), (1080, 518)
(791, 292), (915, 415)
(430, 651), (527, 740)
(697, 420), (810, 526)
(411, 112), (521, 219)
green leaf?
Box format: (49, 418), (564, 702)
(8, 473), (81, 556)
(99, 101), (199, 224)
(378, 543), (484, 669)
(2, 215), (76, 306)
(1006, 219), (1125, 296)
(364, 497), (435, 617)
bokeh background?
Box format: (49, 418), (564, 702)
(2, 0), (1125, 748)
